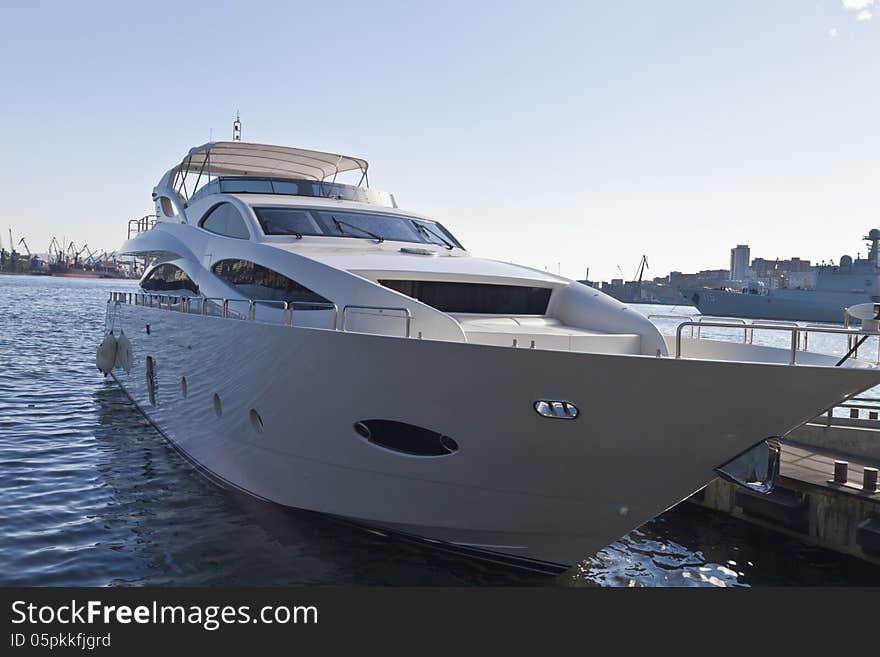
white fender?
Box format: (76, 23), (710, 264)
(96, 334), (118, 376)
(114, 330), (133, 374)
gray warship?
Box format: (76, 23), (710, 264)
(684, 229), (880, 323)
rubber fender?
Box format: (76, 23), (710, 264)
(96, 334), (117, 376)
(114, 330), (132, 374)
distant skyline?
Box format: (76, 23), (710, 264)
(0, 1), (877, 281)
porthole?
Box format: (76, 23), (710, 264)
(213, 393), (222, 417)
(249, 409), (263, 433)
(145, 356), (156, 406)
(180, 376), (188, 398)
(354, 419), (458, 456)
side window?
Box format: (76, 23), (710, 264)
(211, 259), (331, 305)
(142, 263), (199, 294)
(200, 202), (251, 239)
(254, 207), (324, 236)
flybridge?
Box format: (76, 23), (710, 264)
(187, 176), (397, 208)
(152, 141), (395, 221)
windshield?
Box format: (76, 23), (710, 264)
(252, 207), (464, 249)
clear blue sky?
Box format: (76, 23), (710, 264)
(0, 1), (877, 281)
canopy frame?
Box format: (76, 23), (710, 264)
(170, 142), (370, 201)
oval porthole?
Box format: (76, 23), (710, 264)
(534, 400), (579, 419)
(354, 419), (458, 456)
(249, 409), (263, 433)
(181, 376), (188, 398)
(213, 393), (222, 417)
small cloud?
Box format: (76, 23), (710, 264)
(842, 0), (873, 10)
(857, 9), (873, 19)
(829, 26), (840, 37)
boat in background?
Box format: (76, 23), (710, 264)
(684, 230), (880, 323)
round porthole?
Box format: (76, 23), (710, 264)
(213, 393), (222, 417)
(353, 422), (371, 439)
(181, 377), (188, 398)
(249, 409), (263, 433)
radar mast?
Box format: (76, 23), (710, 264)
(232, 111), (242, 142)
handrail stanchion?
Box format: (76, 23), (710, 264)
(674, 319), (880, 365)
(341, 305), (412, 337)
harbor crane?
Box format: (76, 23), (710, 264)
(75, 244), (89, 266)
(17, 238), (31, 256)
(48, 237), (62, 264)
(633, 255), (649, 284)
(83, 245), (98, 264)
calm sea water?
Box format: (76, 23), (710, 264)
(2, 274), (879, 587)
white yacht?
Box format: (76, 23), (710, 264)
(101, 140), (880, 572)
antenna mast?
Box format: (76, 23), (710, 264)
(232, 111), (242, 142)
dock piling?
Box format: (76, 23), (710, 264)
(864, 468), (879, 494)
(833, 460), (849, 484)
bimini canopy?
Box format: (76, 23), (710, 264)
(175, 141), (369, 183)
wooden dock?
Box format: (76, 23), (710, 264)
(690, 417), (880, 564)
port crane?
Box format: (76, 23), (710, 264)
(633, 255), (649, 284)
(48, 237), (62, 264)
(17, 238), (31, 256)
(83, 245), (98, 265)
(75, 244), (90, 267)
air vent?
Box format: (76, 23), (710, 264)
(354, 419), (458, 456)
(399, 247), (437, 256)
(534, 400), (579, 419)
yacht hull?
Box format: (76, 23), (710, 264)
(104, 303), (880, 569)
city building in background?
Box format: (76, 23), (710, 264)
(729, 244), (750, 282)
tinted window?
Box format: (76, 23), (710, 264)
(142, 264), (199, 294)
(254, 207), (463, 248)
(201, 203), (250, 239)
(253, 207), (324, 236)
(187, 177), (396, 208)
(217, 179), (273, 194)
(379, 280), (552, 314)
(212, 259), (331, 304)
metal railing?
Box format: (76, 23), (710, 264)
(108, 292), (409, 337)
(127, 215), (158, 239)
(673, 319), (880, 366)
(341, 305), (412, 337)
(817, 396), (880, 428)
(648, 314), (697, 337)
